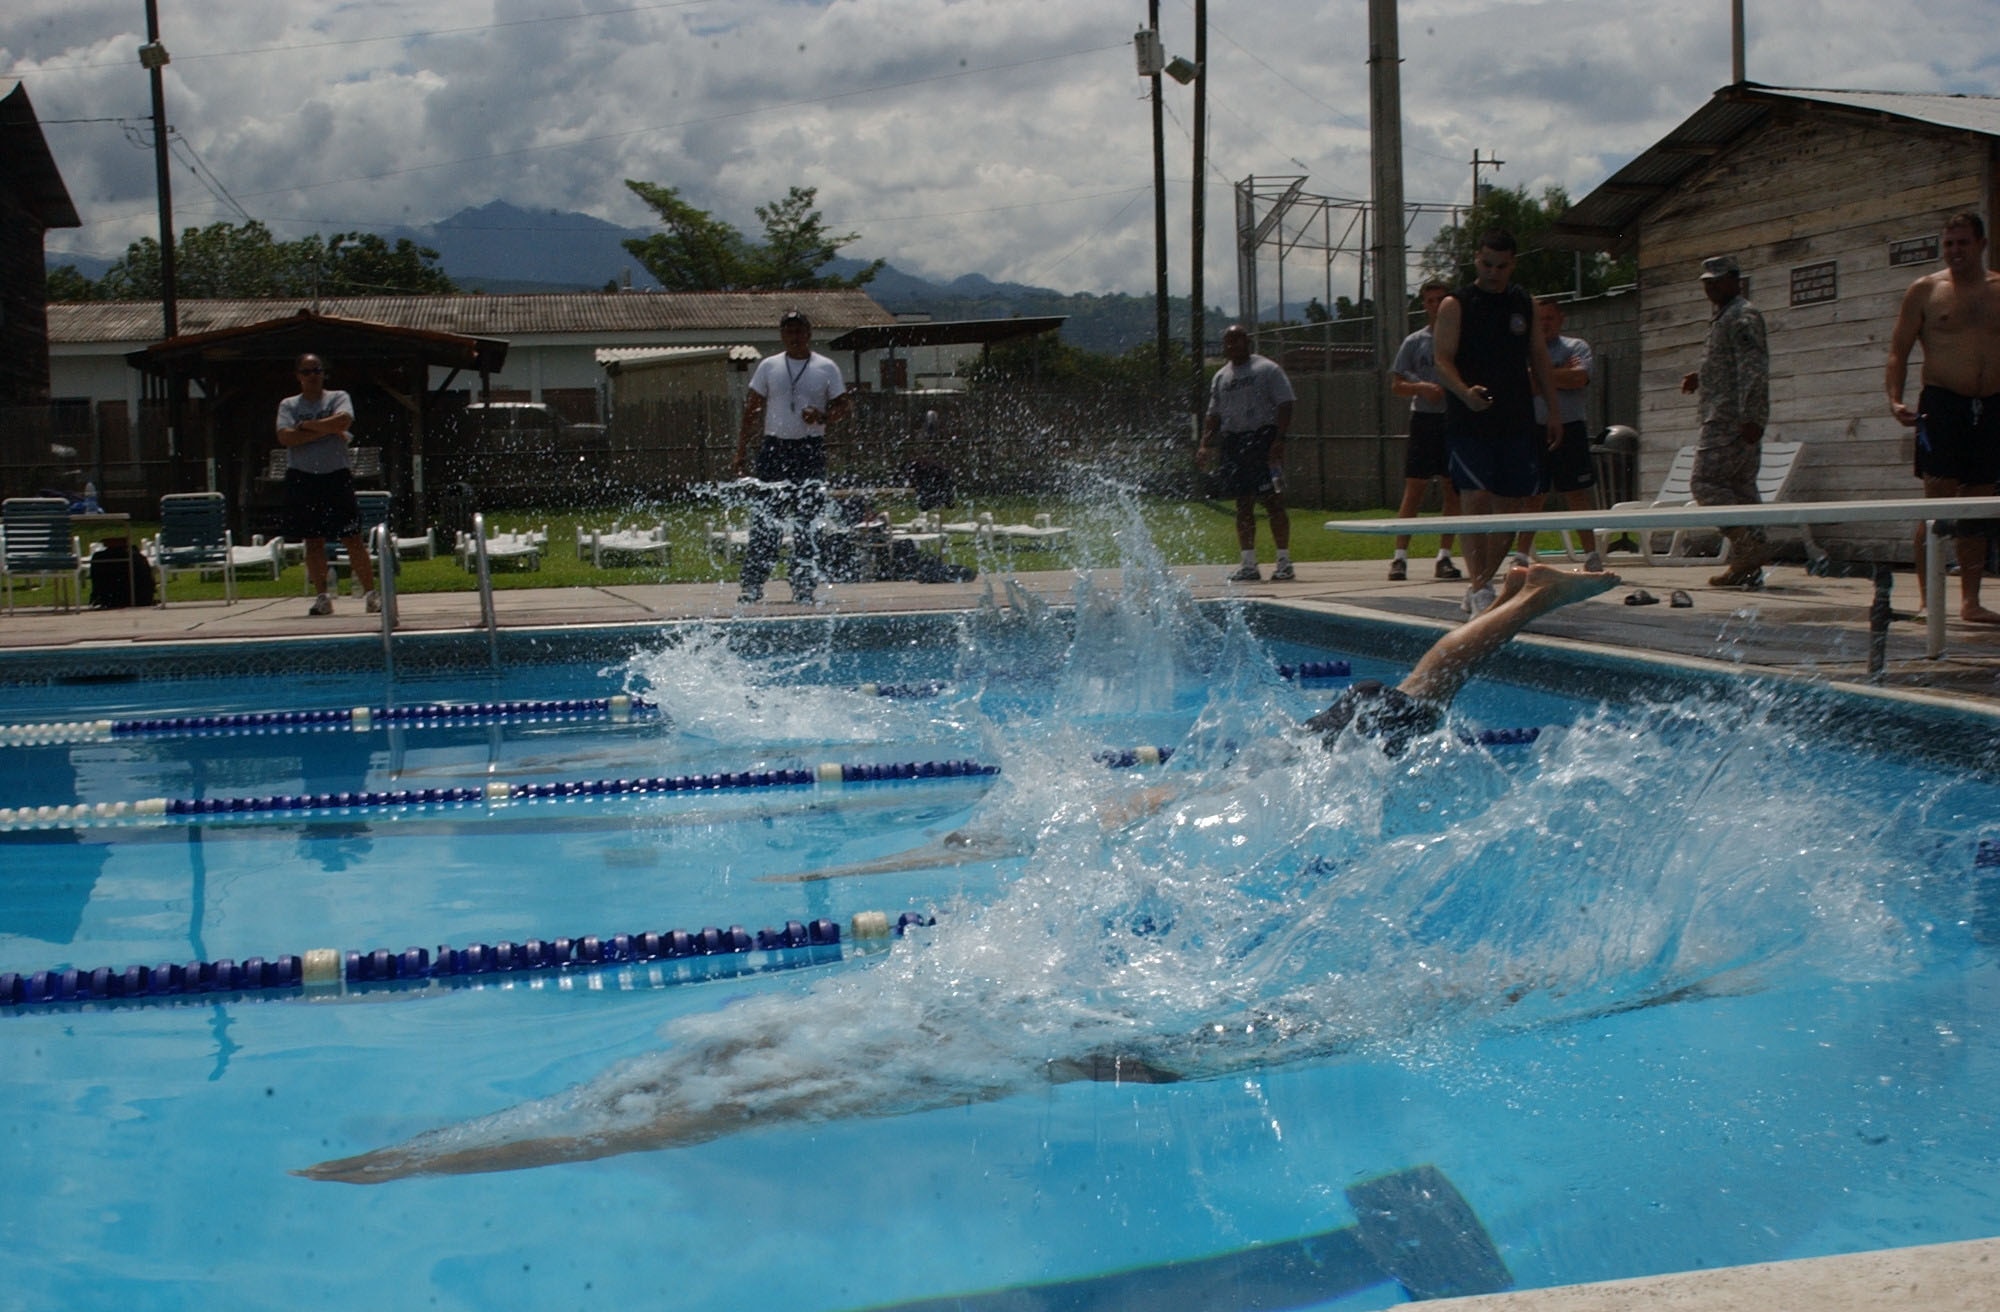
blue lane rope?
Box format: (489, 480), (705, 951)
(0, 696), (661, 746)
(0, 758), (1002, 833)
(1278, 660), (1353, 680)
(0, 911), (942, 1012)
(0, 684), (954, 747)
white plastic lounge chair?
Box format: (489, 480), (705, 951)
(1604, 441), (1820, 565)
(153, 493), (237, 605)
(705, 516), (757, 565)
(457, 525), (546, 572)
(1, 498), (84, 612)
(578, 523), (670, 568)
(984, 513), (1072, 551)
(229, 537), (285, 580)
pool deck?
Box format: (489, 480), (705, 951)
(4, 557), (1998, 1307)
(5, 556), (1998, 706)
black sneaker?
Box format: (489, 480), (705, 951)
(1270, 561), (1295, 582)
(1434, 558), (1463, 580)
(1387, 558), (1408, 581)
(737, 585), (764, 604)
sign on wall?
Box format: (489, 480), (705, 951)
(1889, 235), (1940, 268)
(1789, 261), (1838, 307)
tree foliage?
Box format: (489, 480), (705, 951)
(963, 333), (1165, 390)
(72, 220), (454, 301)
(1421, 184), (1635, 298)
(620, 181), (883, 291)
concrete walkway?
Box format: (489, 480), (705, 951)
(5, 556), (1997, 704)
(3, 555), (1997, 1307)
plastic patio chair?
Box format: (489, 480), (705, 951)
(154, 493), (238, 605)
(1, 497), (85, 612)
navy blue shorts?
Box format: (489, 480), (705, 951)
(1539, 421), (1596, 494)
(1303, 680), (1442, 756)
(1403, 412), (1451, 482)
(1446, 428), (1541, 499)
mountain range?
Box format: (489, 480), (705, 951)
(47, 199), (1226, 357)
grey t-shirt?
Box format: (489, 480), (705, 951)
(277, 390), (355, 475)
(1391, 326), (1445, 416)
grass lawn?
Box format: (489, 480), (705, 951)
(84, 497), (1558, 605)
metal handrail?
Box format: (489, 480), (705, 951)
(370, 523), (399, 696)
(469, 512), (499, 668)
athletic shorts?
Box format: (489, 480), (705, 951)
(1403, 412), (1451, 482)
(1915, 385), (2000, 486)
(1303, 680), (1442, 757)
(1446, 427), (1541, 499)
(1539, 420), (1596, 494)
(284, 466), (362, 541)
(1214, 427), (1280, 499)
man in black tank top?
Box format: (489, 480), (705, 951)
(1433, 231), (1564, 613)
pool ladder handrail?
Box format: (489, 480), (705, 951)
(469, 511), (500, 668)
(369, 522), (400, 695)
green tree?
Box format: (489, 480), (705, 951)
(102, 220), (292, 299)
(45, 264), (103, 302)
(303, 232), (455, 295)
(621, 181), (881, 291)
(91, 220), (455, 299)
(1422, 184), (1636, 297)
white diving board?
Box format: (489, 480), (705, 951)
(1326, 496), (2000, 661)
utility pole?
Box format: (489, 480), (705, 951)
(1368, 0), (1408, 488)
(1471, 149), (1503, 204)
(1730, 0), (1746, 83)
(1146, 1), (1170, 379)
(140, 0), (177, 339)
(1188, 0), (1207, 405)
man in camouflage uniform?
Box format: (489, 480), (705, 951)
(1679, 255), (1771, 588)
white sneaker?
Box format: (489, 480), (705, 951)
(1228, 564), (1262, 582)
(1468, 586), (1497, 615)
(363, 589), (381, 614)
(308, 593), (334, 617)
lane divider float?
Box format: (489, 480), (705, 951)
(0, 910), (940, 1012)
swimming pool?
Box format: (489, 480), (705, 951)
(2, 565), (1996, 1311)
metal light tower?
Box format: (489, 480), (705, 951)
(1136, 10), (1171, 379)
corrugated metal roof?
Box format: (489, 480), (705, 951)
(1550, 84), (2000, 253)
(49, 289), (897, 346)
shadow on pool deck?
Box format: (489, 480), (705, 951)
(4, 557), (1997, 706)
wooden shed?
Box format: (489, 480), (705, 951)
(124, 309), (506, 537)
(1551, 84), (2000, 560)
(0, 82), (80, 408)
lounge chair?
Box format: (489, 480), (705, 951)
(984, 512), (1072, 551)
(229, 537), (286, 580)
(153, 492), (236, 605)
(457, 524), (546, 572)
(578, 523), (671, 568)
(1, 497), (84, 612)
(706, 516), (754, 566)
(1604, 441), (1821, 565)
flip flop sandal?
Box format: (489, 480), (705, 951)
(1669, 590), (1693, 608)
(1624, 589), (1659, 606)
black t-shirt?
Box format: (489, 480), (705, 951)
(1443, 281), (1537, 440)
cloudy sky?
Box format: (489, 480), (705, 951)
(6, 0), (1998, 300)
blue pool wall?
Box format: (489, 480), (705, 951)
(0, 601), (1993, 773)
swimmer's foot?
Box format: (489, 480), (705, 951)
(1500, 562), (1621, 613)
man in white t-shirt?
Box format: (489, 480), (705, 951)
(734, 310), (851, 604)
(1198, 325), (1296, 581)
(277, 352), (377, 617)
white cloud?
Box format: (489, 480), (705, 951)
(7, 0), (1998, 299)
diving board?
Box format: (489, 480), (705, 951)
(1327, 496), (2000, 660)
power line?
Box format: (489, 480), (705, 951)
(4, 1), (719, 76)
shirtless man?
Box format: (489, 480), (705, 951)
(1886, 212), (2000, 623)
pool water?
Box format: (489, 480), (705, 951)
(1, 565), (1997, 1312)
